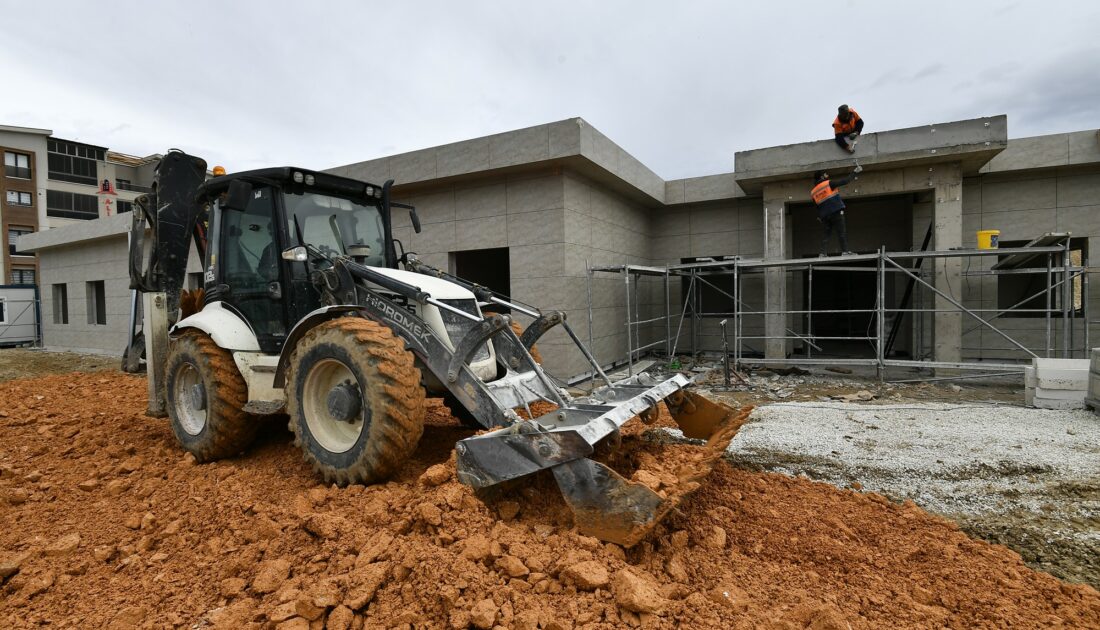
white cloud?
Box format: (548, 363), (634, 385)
(1, 0), (1096, 180)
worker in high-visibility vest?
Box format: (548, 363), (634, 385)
(811, 165), (862, 256)
(833, 105), (864, 153)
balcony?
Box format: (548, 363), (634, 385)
(116, 180), (153, 194)
(5, 165), (31, 179)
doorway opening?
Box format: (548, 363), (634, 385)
(452, 247), (510, 312)
(790, 194), (914, 358)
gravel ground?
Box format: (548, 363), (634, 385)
(711, 400), (1100, 586)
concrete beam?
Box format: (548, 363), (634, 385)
(762, 188), (789, 360)
(734, 115), (1007, 194)
(18, 212), (131, 252)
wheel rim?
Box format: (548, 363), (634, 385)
(173, 362), (207, 436)
(302, 358), (366, 453)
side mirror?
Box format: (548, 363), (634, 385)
(281, 246), (308, 262)
(223, 179), (253, 211)
(410, 208), (422, 234)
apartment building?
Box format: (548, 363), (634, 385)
(0, 124), (158, 287)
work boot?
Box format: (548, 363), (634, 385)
(818, 253), (828, 258)
(842, 251), (855, 256)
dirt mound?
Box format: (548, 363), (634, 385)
(1, 372), (1098, 628)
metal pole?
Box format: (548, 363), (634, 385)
(734, 264), (741, 365)
(1046, 253), (1053, 358)
(807, 264), (813, 359)
(1084, 256), (1091, 355)
(634, 273), (642, 364)
(664, 267), (671, 358)
(720, 319), (730, 388)
(691, 269), (699, 359)
(624, 268), (633, 376)
(1063, 238), (1072, 358)
(877, 248), (886, 380)
(585, 259), (595, 356)
(885, 257), (1039, 359)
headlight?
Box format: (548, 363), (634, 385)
(304, 174), (315, 185)
(365, 185), (374, 197)
(292, 171), (304, 183)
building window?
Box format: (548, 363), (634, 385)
(86, 280), (106, 325)
(47, 139), (103, 185)
(10, 267), (35, 285)
(998, 238), (1086, 318)
(4, 152), (31, 179)
(6, 190), (32, 207)
(0, 297), (5, 324)
(8, 227), (32, 255)
(46, 189), (99, 220)
(116, 199), (134, 214)
(53, 284), (68, 324)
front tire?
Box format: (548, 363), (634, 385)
(164, 332), (259, 461)
(286, 317), (426, 485)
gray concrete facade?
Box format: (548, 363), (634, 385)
(17, 117), (1100, 379)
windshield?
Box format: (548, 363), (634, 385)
(283, 192), (387, 266)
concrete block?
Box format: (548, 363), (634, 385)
(490, 124), (548, 169)
(1031, 386), (1087, 401)
(1033, 358), (1089, 390)
(454, 217), (507, 251)
(563, 174), (592, 215)
(1056, 173), (1100, 209)
(682, 174), (744, 204)
(651, 234), (690, 262)
(455, 183), (507, 220)
(1056, 205), (1100, 236)
(506, 176), (564, 214)
(409, 221), (455, 254)
(664, 180), (686, 205)
(1024, 366), (1035, 388)
(413, 190), (456, 224)
(389, 148), (436, 183)
(547, 119), (583, 159)
(1030, 394), (1087, 410)
(1068, 130), (1100, 165)
(689, 204), (738, 234)
(509, 243), (564, 279)
(980, 207), (1056, 239)
(689, 231), (739, 258)
(507, 208), (565, 247)
(981, 134), (1069, 172)
(563, 210), (592, 247)
(981, 178), (1057, 213)
(436, 138), (490, 179)
(652, 208), (690, 237)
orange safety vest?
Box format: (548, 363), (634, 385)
(833, 109), (861, 135)
(811, 180), (839, 205)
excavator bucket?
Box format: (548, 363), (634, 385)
(455, 374), (754, 547)
(555, 403), (752, 546)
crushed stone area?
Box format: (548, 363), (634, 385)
(0, 372), (1098, 628)
(715, 400), (1100, 586)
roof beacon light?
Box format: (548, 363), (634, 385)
(292, 171), (304, 184)
(304, 174), (315, 186)
(212, 165), (226, 176)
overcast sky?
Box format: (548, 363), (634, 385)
(2, 1), (1097, 179)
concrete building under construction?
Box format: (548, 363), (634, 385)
(18, 115), (1100, 380)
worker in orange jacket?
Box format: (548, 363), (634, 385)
(833, 105), (864, 153)
(811, 165), (862, 256)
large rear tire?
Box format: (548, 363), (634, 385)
(164, 331), (259, 461)
(286, 317), (426, 486)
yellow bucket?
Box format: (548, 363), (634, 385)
(977, 229), (1000, 250)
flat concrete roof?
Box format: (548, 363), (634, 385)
(328, 118), (669, 207)
(0, 124), (52, 136)
(18, 212), (131, 253)
(733, 115), (1008, 193)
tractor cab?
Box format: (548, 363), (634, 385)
(197, 168), (417, 354)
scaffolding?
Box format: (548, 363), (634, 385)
(587, 233), (1090, 379)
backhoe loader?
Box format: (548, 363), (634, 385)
(123, 150), (750, 546)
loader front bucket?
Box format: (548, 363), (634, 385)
(454, 373), (754, 547)
(554, 403), (753, 546)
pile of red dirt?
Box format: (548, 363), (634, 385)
(1, 372), (1098, 629)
